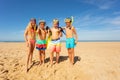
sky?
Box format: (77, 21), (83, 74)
(0, 0), (120, 41)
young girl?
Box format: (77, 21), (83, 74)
(24, 18), (37, 72)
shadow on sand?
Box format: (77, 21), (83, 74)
(44, 56), (68, 63)
(74, 56), (81, 64)
(45, 56), (81, 64)
(27, 56), (81, 72)
(59, 56), (81, 64)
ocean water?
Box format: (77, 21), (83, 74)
(0, 40), (120, 42)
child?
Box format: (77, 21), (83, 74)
(64, 18), (78, 65)
(24, 18), (37, 72)
(36, 20), (47, 65)
(49, 19), (62, 65)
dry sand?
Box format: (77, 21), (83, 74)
(0, 42), (120, 80)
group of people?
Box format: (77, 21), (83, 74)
(24, 17), (78, 72)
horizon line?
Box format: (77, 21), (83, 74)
(0, 40), (120, 42)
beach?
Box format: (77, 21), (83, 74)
(0, 42), (120, 80)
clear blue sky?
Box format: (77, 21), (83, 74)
(0, 0), (120, 41)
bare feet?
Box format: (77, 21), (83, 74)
(50, 62), (53, 67)
(39, 61), (42, 65)
(56, 61), (59, 64)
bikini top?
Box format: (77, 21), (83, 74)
(30, 28), (34, 32)
(30, 26), (37, 33)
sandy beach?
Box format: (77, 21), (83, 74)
(0, 42), (120, 80)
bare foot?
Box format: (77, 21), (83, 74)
(39, 62), (42, 66)
(55, 62), (59, 64)
(42, 62), (45, 65)
(50, 63), (53, 67)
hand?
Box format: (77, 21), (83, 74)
(46, 26), (49, 30)
(75, 40), (77, 45)
(59, 27), (63, 32)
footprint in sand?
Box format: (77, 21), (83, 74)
(0, 67), (4, 73)
(14, 63), (19, 67)
(2, 70), (9, 74)
(0, 63), (4, 66)
(0, 76), (9, 80)
(54, 69), (57, 74)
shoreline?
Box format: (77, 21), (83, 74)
(0, 40), (120, 43)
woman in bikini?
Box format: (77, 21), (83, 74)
(24, 18), (37, 72)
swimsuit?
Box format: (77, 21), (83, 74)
(50, 38), (61, 52)
(29, 39), (36, 45)
(29, 28), (36, 45)
(66, 38), (75, 48)
(36, 40), (47, 50)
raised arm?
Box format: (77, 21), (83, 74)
(59, 27), (66, 35)
(47, 28), (52, 38)
(37, 27), (41, 35)
(59, 31), (63, 37)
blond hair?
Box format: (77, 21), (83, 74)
(26, 22), (37, 30)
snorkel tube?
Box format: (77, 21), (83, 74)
(71, 16), (74, 24)
(46, 26), (50, 30)
(59, 27), (66, 35)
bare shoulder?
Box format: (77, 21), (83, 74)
(71, 26), (74, 30)
(72, 26), (77, 32)
(36, 28), (40, 32)
(72, 26), (77, 30)
(50, 27), (53, 30)
(49, 27), (53, 32)
(72, 26), (75, 29)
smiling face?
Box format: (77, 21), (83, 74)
(66, 22), (71, 27)
(65, 18), (72, 27)
(53, 22), (59, 28)
(53, 19), (59, 28)
(30, 20), (36, 27)
(39, 22), (45, 29)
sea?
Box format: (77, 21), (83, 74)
(0, 40), (120, 42)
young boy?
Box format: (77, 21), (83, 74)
(24, 18), (37, 72)
(49, 19), (62, 65)
(36, 20), (47, 65)
(64, 18), (78, 65)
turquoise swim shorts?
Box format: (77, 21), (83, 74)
(66, 38), (75, 48)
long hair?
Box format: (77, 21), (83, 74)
(26, 22), (37, 31)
